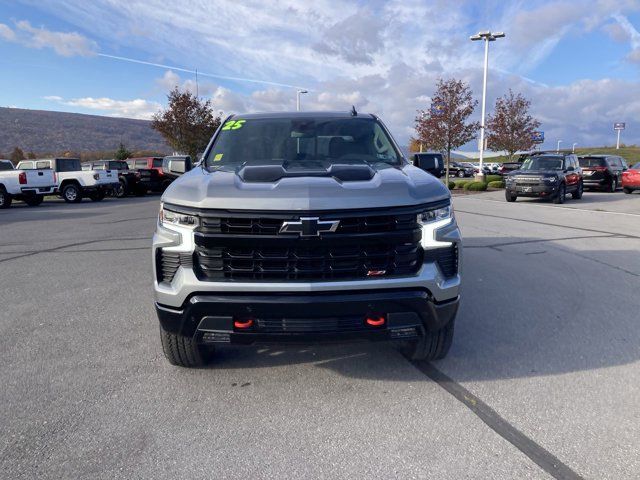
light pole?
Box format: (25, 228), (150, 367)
(572, 142), (577, 153)
(557, 140), (562, 153)
(470, 30), (505, 180)
(296, 89), (308, 111)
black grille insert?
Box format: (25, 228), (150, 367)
(423, 244), (458, 278)
(156, 249), (192, 284)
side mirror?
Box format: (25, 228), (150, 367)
(168, 159), (186, 175)
(417, 157), (442, 177)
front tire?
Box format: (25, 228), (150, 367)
(623, 187), (633, 194)
(400, 319), (455, 361)
(505, 191), (517, 202)
(160, 326), (211, 368)
(0, 187), (12, 209)
(553, 184), (566, 204)
(89, 190), (106, 202)
(23, 195), (44, 207)
(62, 184), (83, 203)
(457, 170), (464, 178)
(609, 178), (617, 192)
(115, 181), (126, 198)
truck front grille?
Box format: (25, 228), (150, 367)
(191, 206), (432, 282)
(194, 242), (422, 281)
(174, 203), (458, 283)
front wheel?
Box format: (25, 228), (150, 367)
(115, 181), (126, 198)
(400, 319), (455, 361)
(609, 178), (617, 192)
(553, 184), (566, 204)
(62, 184), (83, 203)
(623, 187), (633, 194)
(457, 170), (464, 178)
(23, 195), (44, 207)
(572, 181), (583, 199)
(0, 187), (12, 209)
(89, 190), (106, 202)
(160, 326), (212, 368)
(505, 191), (517, 202)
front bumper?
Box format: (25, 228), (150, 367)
(506, 183), (558, 197)
(156, 289), (459, 344)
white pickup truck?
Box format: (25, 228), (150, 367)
(17, 158), (119, 203)
(0, 159), (56, 208)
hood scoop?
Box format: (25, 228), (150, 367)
(237, 164), (375, 183)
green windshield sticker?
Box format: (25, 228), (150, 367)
(222, 119), (246, 131)
(213, 153), (224, 162)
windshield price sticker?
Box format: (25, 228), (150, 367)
(222, 120), (246, 131)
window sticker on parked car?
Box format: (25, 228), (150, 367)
(221, 120), (246, 131)
(214, 153), (224, 162)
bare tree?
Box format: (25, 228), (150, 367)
(486, 90), (541, 160)
(152, 87), (222, 159)
(415, 79), (479, 185)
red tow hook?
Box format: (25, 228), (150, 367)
(233, 318), (254, 330)
(365, 314), (386, 327)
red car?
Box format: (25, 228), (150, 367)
(622, 163), (640, 194)
(126, 157), (168, 192)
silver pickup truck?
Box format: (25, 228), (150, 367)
(152, 111), (462, 367)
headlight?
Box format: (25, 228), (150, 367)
(159, 204), (199, 229)
(505, 176), (514, 183)
(418, 205), (452, 224)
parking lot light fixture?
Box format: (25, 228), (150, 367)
(296, 89), (308, 111)
(557, 140), (563, 153)
(572, 142), (577, 153)
(470, 30), (506, 180)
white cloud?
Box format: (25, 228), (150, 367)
(0, 20), (96, 57)
(44, 96), (161, 119)
(0, 23), (15, 41)
(609, 14), (640, 64)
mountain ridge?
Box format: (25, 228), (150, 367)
(0, 107), (169, 155)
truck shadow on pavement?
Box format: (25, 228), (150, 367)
(201, 235), (640, 383)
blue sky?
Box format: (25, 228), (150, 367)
(1, 0), (640, 149)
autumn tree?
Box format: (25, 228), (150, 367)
(152, 87), (222, 158)
(10, 147), (25, 165)
(415, 79), (479, 184)
(27, 151), (37, 159)
(486, 90), (541, 160)
(408, 137), (422, 153)
(115, 143), (132, 160)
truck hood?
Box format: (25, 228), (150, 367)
(162, 164), (450, 211)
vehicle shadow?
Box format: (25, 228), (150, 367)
(203, 235), (640, 382)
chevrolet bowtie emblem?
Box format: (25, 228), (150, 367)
(280, 217), (340, 236)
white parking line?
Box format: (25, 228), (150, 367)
(453, 196), (640, 217)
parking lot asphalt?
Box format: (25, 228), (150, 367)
(1, 191), (639, 479)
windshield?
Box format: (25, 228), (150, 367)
(205, 117), (400, 170)
(520, 156), (564, 171)
(579, 157), (606, 168)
